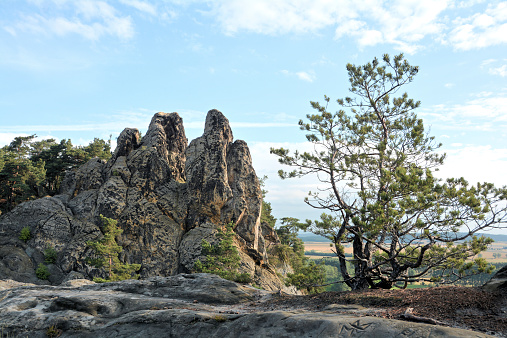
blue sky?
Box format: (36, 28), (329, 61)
(1, 0), (507, 233)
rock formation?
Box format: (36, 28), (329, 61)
(483, 264), (507, 292)
(0, 274), (493, 338)
(0, 110), (285, 290)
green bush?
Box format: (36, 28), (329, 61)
(194, 222), (252, 284)
(36, 263), (50, 280)
(86, 215), (141, 282)
(44, 246), (58, 264)
(285, 260), (326, 294)
(19, 227), (31, 242)
(213, 315), (228, 322)
(267, 217), (326, 294)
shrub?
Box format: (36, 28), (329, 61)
(194, 222), (252, 284)
(213, 315), (228, 322)
(36, 263), (50, 280)
(86, 215), (141, 282)
(19, 227), (31, 242)
(44, 246), (58, 264)
(46, 325), (62, 338)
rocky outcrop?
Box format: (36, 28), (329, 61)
(0, 110), (283, 290)
(0, 274), (492, 338)
(483, 265), (507, 292)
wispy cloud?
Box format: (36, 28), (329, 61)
(489, 65), (507, 77)
(6, 1), (134, 41)
(203, 0), (507, 53)
(281, 69), (316, 82)
(0, 112), (295, 137)
(437, 145), (507, 186)
(205, 0), (451, 54)
(422, 93), (507, 131)
(448, 2), (507, 50)
(119, 0), (177, 20)
(119, 0), (157, 16)
(8, 1), (507, 52)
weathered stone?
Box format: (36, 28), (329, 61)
(0, 243), (36, 283)
(111, 128), (139, 160)
(178, 223), (219, 272)
(0, 109), (284, 290)
(70, 158), (106, 195)
(186, 110), (234, 229)
(0, 274), (492, 338)
(483, 265), (507, 292)
(224, 140), (263, 254)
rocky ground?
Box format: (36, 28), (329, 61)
(252, 286), (507, 336)
(0, 274), (504, 337)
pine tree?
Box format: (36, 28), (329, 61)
(271, 54), (507, 290)
(194, 222), (251, 283)
(86, 215), (140, 282)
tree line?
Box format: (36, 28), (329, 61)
(0, 135), (112, 214)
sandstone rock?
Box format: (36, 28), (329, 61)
(0, 110), (284, 290)
(185, 110), (234, 229)
(483, 265), (507, 292)
(178, 223), (219, 272)
(0, 274), (491, 338)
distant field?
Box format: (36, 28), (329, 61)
(303, 238), (507, 263)
(303, 241), (352, 259)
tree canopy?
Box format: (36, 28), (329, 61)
(271, 54), (507, 290)
(0, 135), (111, 213)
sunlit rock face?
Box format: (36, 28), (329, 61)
(0, 109), (285, 291)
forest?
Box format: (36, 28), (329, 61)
(0, 135), (112, 214)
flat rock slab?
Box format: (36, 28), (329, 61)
(0, 274), (492, 338)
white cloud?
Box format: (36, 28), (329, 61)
(281, 69), (316, 82)
(457, 0), (486, 8)
(208, 0), (348, 36)
(449, 2), (507, 50)
(202, 0), (507, 52)
(119, 0), (177, 20)
(437, 145), (507, 186)
(473, 91), (494, 97)
(0, 133), (29, 147)
(295, 71), (316, 82)
(481, 58), (497, 66)
(8, 0), (134, 41)
(489, 65), (507, 77)
(249, 141), (327, 222)
(206, 0), (450, 53)
(119, 0), (157, 16)
(423, 94), (507, 131)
